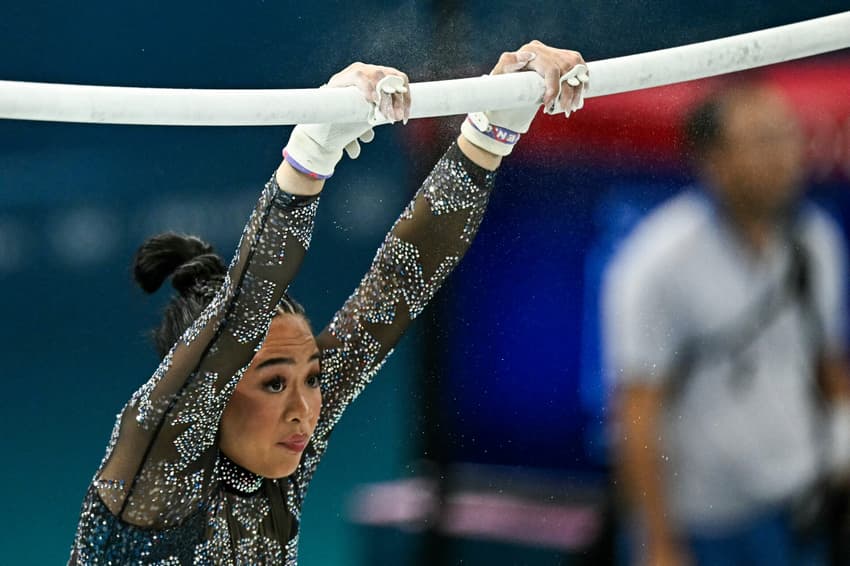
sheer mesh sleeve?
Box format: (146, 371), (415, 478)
(314, 141), (496, 438)
(94, 176), (320, 528)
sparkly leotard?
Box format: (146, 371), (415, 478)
(69, 142), (496, 565)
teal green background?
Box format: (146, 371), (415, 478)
(1, 2), (848, 564)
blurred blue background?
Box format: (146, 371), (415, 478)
(1, 2), (849, 564)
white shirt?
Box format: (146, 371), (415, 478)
(603, 189), (847, 531)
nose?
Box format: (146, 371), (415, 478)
(283, 383), (312, 423)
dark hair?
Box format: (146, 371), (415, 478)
(683, 95), (725, 161)
(683, 78), (771, 162)
(133, 232), (305, 358)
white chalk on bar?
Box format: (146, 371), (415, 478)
(0, 11), (848, 126)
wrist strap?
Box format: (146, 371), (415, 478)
(466, 113), (522, 146)
(282, 148), (333, 180)
(460, 113), (521, 157)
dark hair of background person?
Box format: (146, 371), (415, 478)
(682, 76), (771, 162)
(133, 232), (306, 358)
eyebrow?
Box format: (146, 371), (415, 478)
(255, 352), (321, 370)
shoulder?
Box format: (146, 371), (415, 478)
(797, 202), (845, 252)
(796, 202), (847, 291)
(609, 190), (712, 284)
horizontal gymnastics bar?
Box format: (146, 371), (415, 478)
(0, 11), (848, 126)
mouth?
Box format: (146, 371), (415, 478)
(277, 434), (309, 453)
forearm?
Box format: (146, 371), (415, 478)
(617, 386), (677, 544)
(819, 355), (850, 476)
(316, 141), (496, 425)
(391, 141), (496, 270)
(330, 141), (496, 346)
(820, 354), (850, 402)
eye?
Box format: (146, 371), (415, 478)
(306, 373), (321, 388)
(264, 377), (285, 393)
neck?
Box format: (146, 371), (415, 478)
(711, 191), (796, 255)
(218, 452), (264, 495)
(729, 210), (776, 253)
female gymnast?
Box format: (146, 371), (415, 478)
(69, 41), (589, 564)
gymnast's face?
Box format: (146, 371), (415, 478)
(219, 314), (322, 479)
(709, 87), (805, 217)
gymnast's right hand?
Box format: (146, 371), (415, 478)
(282, 63), (410, 183)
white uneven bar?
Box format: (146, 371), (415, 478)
(1, 11), (848, 126)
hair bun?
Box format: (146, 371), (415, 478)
(133, 232), (224, 294)
(171, 253), (227, 295)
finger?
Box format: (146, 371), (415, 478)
(392, 91), (404, 122)
(503, 51), (536, 73)
(359, 128), (375, 144)
(568, 86), (578, 115)
(569, 65), (590, 113)
(572, 87), (585, 112)
(355, 74), (380, 104)
(557, 84), (572, 115)
(502, 60), (530, 73)
(375, 75), (407, 122)
(385, 77), (410, 123)
(555, 64), (588, 114)
(543, 66), (560, 108)
(491, 52), (512, 76)
(402, 88), (411, 124)
(493, 50), (533, 75)
(379, 94), (395, 123)
(370, 69), (388, 103)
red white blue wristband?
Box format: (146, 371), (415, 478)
(466, 112), (521, 146)
(282, 148), (333, 180)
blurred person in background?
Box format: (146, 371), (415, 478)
(69, 43), (589, 564)
(603, 81), (850, 566)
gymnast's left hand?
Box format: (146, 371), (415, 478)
(501, 40), (589, 116)
(459, 40), (588, 163)
(458, 40), (590, 170)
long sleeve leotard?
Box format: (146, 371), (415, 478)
(70, 142), (496, 565)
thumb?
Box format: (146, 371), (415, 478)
(503, 51), (536, 73)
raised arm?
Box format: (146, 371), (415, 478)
(315, 41), (589, 434)
(94, 172), (321, 527)
(91, 65), (405, 529)
(314, 138), (495, 431)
